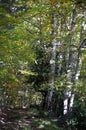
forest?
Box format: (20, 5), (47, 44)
(0, 0), (86, 130)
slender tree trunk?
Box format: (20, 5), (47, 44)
(64, 6), (77, 115)
(64, 9), (86, 115)
(75, 10), (86, 81)
(21, 86), (27, 108)
(47, 14), (57, 112)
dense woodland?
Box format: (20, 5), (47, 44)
(0, 0), (86, 130)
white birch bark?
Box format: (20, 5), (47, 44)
(64, 6), (77, 115)
(57, 13), (67, 77)
(68, 10), (86, 115)
(69, 10), (86, 113)
(57, 52), (63, 76)
(64, 9), (86, 115)
(47, 14), (57, 111)
(75, 10), (86, 81)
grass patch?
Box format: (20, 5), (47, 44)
(34, 118), (63, 130)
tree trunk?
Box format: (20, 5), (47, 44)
(64, 9), (86, 115)
(64, 6), (77, 115)
(75, 10), (86, 81)
(47, 14), (57, 112)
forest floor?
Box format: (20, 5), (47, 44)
(0, 108), (62, 130)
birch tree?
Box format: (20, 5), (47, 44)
(47, 13), (57, 111)
(64, 5), (77, 115)
(75, 10), (86, 81)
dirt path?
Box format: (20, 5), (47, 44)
(0, 108), (39, 130)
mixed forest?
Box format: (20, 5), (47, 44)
(0, 0), (86, 130)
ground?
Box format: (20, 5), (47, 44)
(0, 108), (62, 130)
